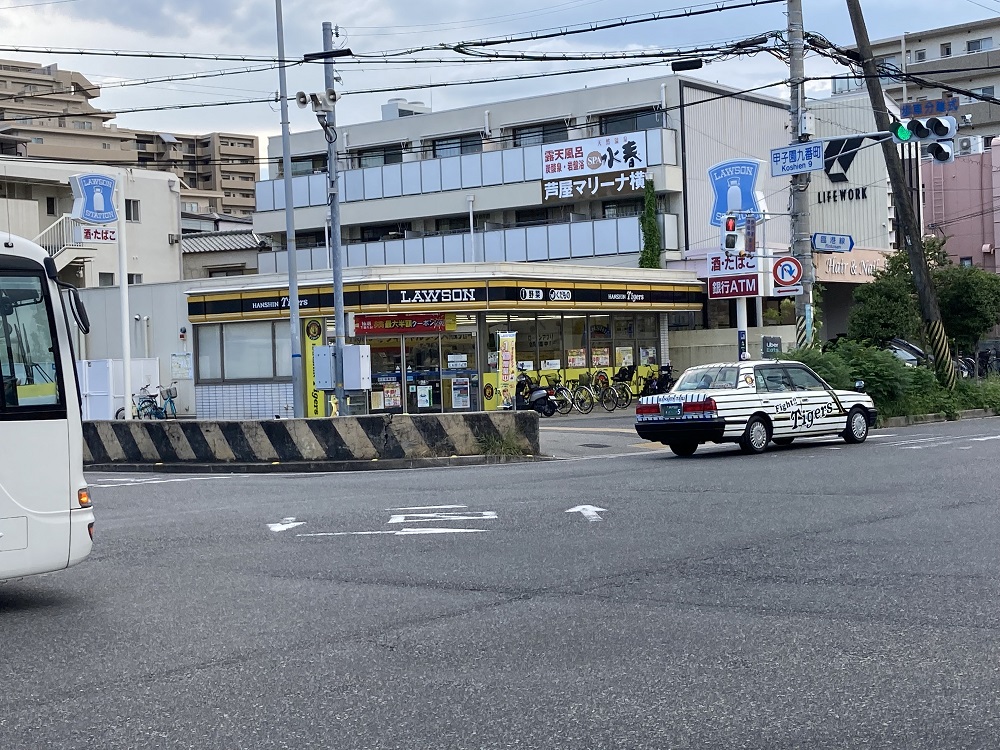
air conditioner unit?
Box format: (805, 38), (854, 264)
(957, 135), (984, 156)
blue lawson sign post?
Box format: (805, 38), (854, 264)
(708, 159), (761, 228)
(811, 233), (855, 253)
(770, 142), (825, 177)
(70, 171), (132, 420)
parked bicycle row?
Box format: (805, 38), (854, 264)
(497, 364), (676, 417)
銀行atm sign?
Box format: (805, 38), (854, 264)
(706, 251), (761, 299)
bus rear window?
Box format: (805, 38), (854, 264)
(0, 273), (62, 411)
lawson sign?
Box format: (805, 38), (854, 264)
(69, 173), (118, 225)
(708, 159), (761, 228)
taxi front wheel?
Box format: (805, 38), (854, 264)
(844, 407), (869, 444)
(740, 415), (771, 454)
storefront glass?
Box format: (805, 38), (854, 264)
(441, 332), (478, 411)
(589, 314), (612, 369)
(368, 336), (404, 414)
(537, 316), (563, 379)
(507, 314), (537, 373)
(404, 336), (441, 413)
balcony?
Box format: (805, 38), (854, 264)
(256, 214), (679, 275)
(255, 128), (678, 211)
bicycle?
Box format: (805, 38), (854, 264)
(567, 373), (596, 414)
(591, 369), (618, 411)
(114, 382), (177, 420)
(541, 372), (575, 416)
(610, 365), (636, 409)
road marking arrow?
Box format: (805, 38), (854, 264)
(268, 516), (306, 532)
(566, 505), (606, 522)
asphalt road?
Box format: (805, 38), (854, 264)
(4, 417), (1000, 749)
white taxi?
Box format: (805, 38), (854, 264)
(634, 360), (877, 456)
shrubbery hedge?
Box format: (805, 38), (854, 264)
(780, 341), (1000, 420)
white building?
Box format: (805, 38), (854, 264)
(0, 158), (182, 288)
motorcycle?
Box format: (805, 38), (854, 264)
(498, 369), (558, 417)
(639, 364), (675, 397)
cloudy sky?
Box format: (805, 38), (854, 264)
(4, 0), (995, 161)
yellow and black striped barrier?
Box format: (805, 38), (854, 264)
(83, 412), (539, 466)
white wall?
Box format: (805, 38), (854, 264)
(77, 282), (195, 416)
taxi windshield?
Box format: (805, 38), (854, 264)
(674, 365), (740, 391)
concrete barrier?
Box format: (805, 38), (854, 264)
(83, 411), (539, 466)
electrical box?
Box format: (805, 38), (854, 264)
(799, 112), (816, 138)
(312, 344), (371, 391)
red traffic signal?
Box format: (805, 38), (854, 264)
(725, 216), (737, 232)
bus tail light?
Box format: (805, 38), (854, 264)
(78, 487), (92, 508)
(636, 403), (659, 415)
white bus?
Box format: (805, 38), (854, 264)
(0, 233), (93, 581)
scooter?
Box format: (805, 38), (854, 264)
(499, 369), (558, 417)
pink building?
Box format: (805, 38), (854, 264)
(922, 138), (1000, 272)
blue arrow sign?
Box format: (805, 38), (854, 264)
(811, 233), (855, 253)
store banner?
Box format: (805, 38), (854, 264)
(303, 318), (325, 417)
(497, 331), (517, 409)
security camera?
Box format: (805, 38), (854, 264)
(962, 113), (973, 125)
(133, 314), (140, 321)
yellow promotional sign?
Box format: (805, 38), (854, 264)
(303, 318), (325, 417)
(497, 331), (517, 409)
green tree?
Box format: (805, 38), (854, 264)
(935, 264), (1000, 354)
(847, 273), (921, 345)
(638, 177), (661, 269)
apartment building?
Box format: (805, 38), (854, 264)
(0, 59), (259, 216)
(835, 17), (1000, 148)
(130, 130), (259, 217)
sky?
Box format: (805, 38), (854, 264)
(3, 0), (997, 167)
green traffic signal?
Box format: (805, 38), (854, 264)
(891, 121), (913, 142)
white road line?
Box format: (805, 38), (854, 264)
(387, 511), (497, 524)
(89, 476), (235, 488)
(298, 528), (486, 537)
(970, 435), (1000, 442)
(899, 441), (954, 450)
(386, 504), (468, 511)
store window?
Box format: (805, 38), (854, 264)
(196, 324), (222, 380)
(613, 314), (635, 368)
(536, 315), (563, 374)
(563, 315), (587, 374)
(589, 314), (612, 368)
(223, 321), (273, 380)
(507, 314), (537, 372)
(368, 337), (404, 414)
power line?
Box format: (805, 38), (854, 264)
(0, 45), (283, 63)
(359, 0), (785, 58)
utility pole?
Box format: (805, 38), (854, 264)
(788, 0), (815, 348)
(846, 0), (956, 388)
(275, 0), (305, 417)
(322, 21), (346, 414)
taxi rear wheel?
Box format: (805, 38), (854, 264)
(844, 407), (869, 444)
(669, 442), (698, 457)
(739, 415), (771, 454)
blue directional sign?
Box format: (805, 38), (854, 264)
(811, 232), (855, 253)
(770, 142), (824, 177)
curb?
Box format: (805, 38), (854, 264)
(880, 408), (998, 429)
(85, 454), (553, 474)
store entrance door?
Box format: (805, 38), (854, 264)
(404, 336), (441, 413)
(441, 332), (479, 412)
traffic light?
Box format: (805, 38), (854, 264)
(890, 115), (957, 163)
(721, 213), (746, 257)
